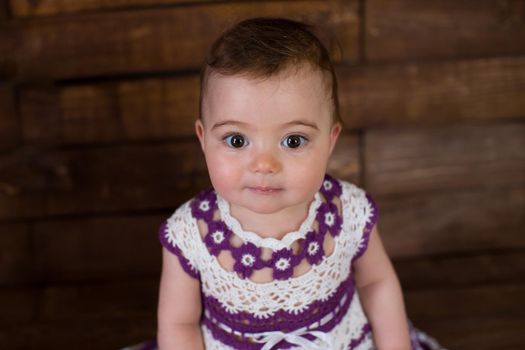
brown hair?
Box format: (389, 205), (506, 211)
(199, 17), (342, 125)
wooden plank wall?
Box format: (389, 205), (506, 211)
(0, 0), (524, 349)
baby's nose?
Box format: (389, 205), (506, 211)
(250, 151), (282, 174)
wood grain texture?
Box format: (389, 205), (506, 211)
(0, 223), (32, 285)
(0, 0), (8, 20)
(338, 56), (525, 128)
(34, 214), (164, 282)
(0, 319), (156, 350)
(21, 76), (199, 144)
(0, 84), (19, 151)
(395, 252), (525, 290)
(365, 122), (525, 196)
(21, 56), (525, 146)
(378, 187), (525, 258)
(0, 142), (209, 220)
(38, 280), (157, 321)
(428, 318), (524, 350)
(1, 2), (524, 349)
(406, 284), (525, 350)
(10, 0), (213, 17)
(0, 287), (36, 325)
(11, 1), (358, 81)
(2, 281), (522, 349)
(0, 22), (15, 79)
(328, 133), (361, 185)
(366, 0), (525, 62)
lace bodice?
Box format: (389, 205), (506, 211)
(159, 175), (378, 349)
(216, 191), (323, 251)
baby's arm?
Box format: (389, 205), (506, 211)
(157, 247), (204, 350)
(353, 225), (411, 350)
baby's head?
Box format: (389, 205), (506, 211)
(196, 17), (342, 216)
(199, 17), (342, 126)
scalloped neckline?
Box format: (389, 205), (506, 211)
(216, 192), (322, 250)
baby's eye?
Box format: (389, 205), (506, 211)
(224, 134), (247, 148)
(282, 135), (308, 149)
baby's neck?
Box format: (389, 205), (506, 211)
(229, 201), (311, 240)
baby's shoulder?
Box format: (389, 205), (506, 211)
(330, 177), (378, 261)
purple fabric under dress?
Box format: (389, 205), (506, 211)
(123, 175), (445, 350)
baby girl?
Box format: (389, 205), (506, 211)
(150, 17), (444, 350)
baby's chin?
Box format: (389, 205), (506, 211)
(231, 193), (314, 217)
(226, 195), (289, 216)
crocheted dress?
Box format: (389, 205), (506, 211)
(126, 175), (444, 350)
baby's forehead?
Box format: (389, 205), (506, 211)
(200, 69), (334, 127)
(202, 66), (331, 102)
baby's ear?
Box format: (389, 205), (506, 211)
(329, 122), (342, 155)
(195, 118), (205, 151)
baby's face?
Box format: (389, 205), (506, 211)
(196, 67), (341, 217)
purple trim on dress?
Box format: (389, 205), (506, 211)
(232, 242), (264, 279)
(270, 248), (296, 280)
(202, 283), (361, 350)
(322, 174), (342, 200)
(204, 220), (233, 256)
(352, 192), (379, 262)
(190, 189), (217, 222)
(201, 273), (356, 349)
(409, 320), (420, 350)
(136, 339), (158, 350)
(316, 201), (343, 237)
(408, 320), (443, 350)
(158, 221), (200, 279)
(192, 174), (343, 280)
(202, 317), (262, 350)
(131, 321), (443, 350)
(348, 323), (372, 349)
(303, 229), (324, 265)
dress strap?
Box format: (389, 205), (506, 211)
(352, 191), (379, 262)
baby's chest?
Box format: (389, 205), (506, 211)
(198, 220), (336, 284)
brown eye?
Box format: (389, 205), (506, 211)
(284, 135), (307, 149)
(224, 134), (246, 148)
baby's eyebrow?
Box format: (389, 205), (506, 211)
(211, 120), (249, 130)
(211, 119), (319, 131)
(282, 120), (319, 130)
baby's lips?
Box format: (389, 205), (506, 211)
(247, 186), (283, 194)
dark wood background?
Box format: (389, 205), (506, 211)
(1, 1), (524, 349)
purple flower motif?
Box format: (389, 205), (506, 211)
(232, 242), (263, 279)
(303, 229), (325, 265)
(316, 202), (342, 237)
(320, 174), (342, 200)
(190, 190), (216, 221)
(204, 220), (232, 256)
(271, 248), (295, 280)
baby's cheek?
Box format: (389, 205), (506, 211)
(206, 158), (241, 190)
(287, 158), (327, 189)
